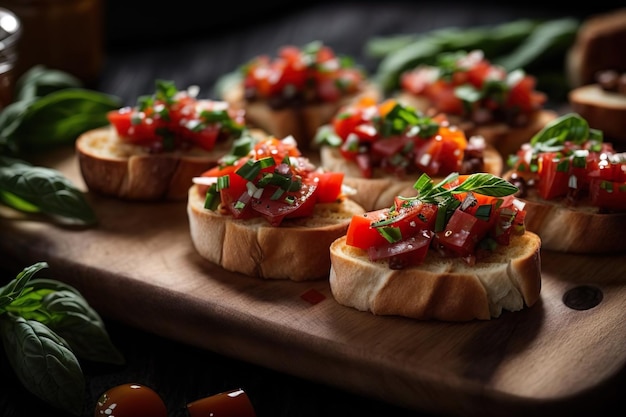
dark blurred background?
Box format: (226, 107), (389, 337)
(99, 0), (625, 104)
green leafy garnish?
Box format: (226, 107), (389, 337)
(0, 262), (124, 415)
(0, 156), (97, 225)
(507, 113), (605, 170)
(372, 172), (518, 228)
(368, 17), (578, 100)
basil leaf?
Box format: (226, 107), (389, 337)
(0, 315), (85, 416)
(18, 278), (125, 365)
(0, 261), (48, 309)
(0, 156), (97, 225)
(14, 65), (83, 102)
(453, 173), (519, 196)
(407, 172), (518, 206)
(530, 113), (591, 148)
(0, 97), (37, 155)
(494, 18), (579, 73)
(4, 88), (121, 153)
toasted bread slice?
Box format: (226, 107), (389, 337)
(187, 183), (365, 281)
(329, 232), (542, 321)
(569, 83), (626, 143)
(566, 8), (626, 88)
(510, 187), (626, 254)
(76, 126), (233, 201)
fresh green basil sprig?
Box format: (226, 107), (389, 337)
(0, 262), (125, 415)
(0, 65), (122, 154)
(0, 156), (97, 225)
(0, 66), (121, 225)
(367, 17), (579, 101)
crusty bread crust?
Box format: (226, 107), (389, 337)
(76, 126), (232, 201)
(319, 144), (504, 211)
(512, 188), (626, 254)
(569, 83), (626, 143)
(187, 183), (365, 281)
(329, 232), (542, 321)
(223, 82), (381, 150)
(396, 92), (558, 158)
(566, 8), (626, 88)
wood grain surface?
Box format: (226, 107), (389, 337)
(1, 147), (625, 417)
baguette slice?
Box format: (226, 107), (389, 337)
(508, 187), (626, 254)
(187, 183), (365, 281)
(329, 232), (542, 322)
(397, 92), (558, 159)
(565, 8), (626, 88)
(569, 83), (626, 143)
(76, 126), (233, 201)
(319, 142), (504, 211)
(223, 81), (381, 150)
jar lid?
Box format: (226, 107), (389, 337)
(0, 7), (21, 49)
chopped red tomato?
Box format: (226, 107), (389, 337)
(589, 179), (626, 211)
(508, 112), (626, 213)
(345, 208), (390, 250)
(312, 171), (345, 203)
(241, 41), (368, 104)
(537, 152), (570, 200)
(199, 136), (348, 226)
(319, 98), (471, 179)
(108, 80), (245, 152)
(434, 209), (486, 257)
(400, 49), (546, 123)
(368, 230), (433, 269)
(344, 173), (524, 268)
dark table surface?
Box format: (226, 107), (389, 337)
(2, 1), (626, 416)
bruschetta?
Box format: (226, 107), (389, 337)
(396, 49), (558, 159)
(504, 112), (626, 254)
(187, 134), (365, 281)
(315, 97), (504, 211)
(568, 70), (626, 144)
(218, 41), (381, 150)
(329, 172), (542, 321)
(76, 80), (250, 201)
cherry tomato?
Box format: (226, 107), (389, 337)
(94, 383), (167, 417)
(187, 388), (256, 417)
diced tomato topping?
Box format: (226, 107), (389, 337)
(508, 112), (626, 213)
(312, 171), (344, 203)
(323, 98), (470, 179)
(242, 41), (367, 104)
(399, 49), (546, 123)
(537, 152), (570, 200)
(344, 174), (524, 268)
(434, 209), (487, 257)
(199, 136), (349, 226)
(345, 209), (391, 250)
(589, 179), (626, 211)
(107, 80), (245, 152)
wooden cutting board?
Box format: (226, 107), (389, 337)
(1, 147), (625, 417)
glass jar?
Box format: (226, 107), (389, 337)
(0, 0), (104, 86)
(0, 6), (20, 109)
